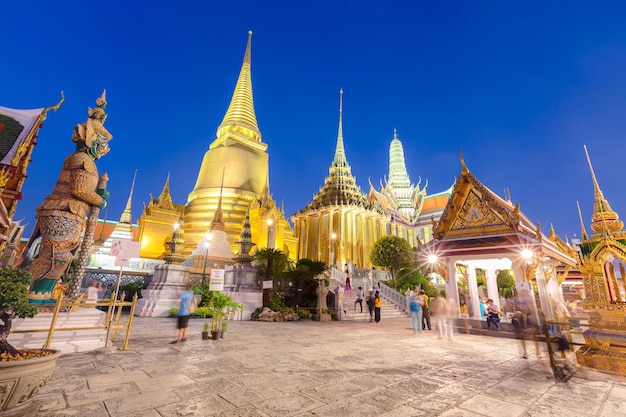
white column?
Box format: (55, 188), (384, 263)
(467, 265), (481, 319)
(485, 266), (500, 304)
(536, 260), (554, 321)
(445, 261), (460, 316)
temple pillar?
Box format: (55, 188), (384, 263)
(536, 260), (554, 321)
(466, 264), (481, 319)
(445, 260), (460, 316)
(485, 266), (500, 304)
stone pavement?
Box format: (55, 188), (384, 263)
(33, 316), (625, 417)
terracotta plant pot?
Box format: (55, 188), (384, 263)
(0, 349), (62, 414)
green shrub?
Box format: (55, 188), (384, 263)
(269, 291), (289, 312)
(192, 306), (212, 318)
(118, 281), (147, 300)
(168, 307), (179, 317)
(297, 309), (312, 319)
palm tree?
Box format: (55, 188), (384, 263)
(254, 248), (288, 306)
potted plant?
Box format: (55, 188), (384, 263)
(202, 322), (210, 340)
(208, 292), (243, 340)
(0, 267), (62, 413)
(221, 320), (228, 338)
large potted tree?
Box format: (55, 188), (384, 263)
(208, 292), (243, 340)
(0, 267), (62, 414)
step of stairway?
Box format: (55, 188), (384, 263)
(341, 297), (408, 321)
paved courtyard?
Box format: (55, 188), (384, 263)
(33, 316), (625, 417)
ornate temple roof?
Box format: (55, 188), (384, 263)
(434, 152), (538, 240)
(297, 90), (369, 212)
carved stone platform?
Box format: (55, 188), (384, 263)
(135, 263), (190, 317)
(8, 309), (107, 354)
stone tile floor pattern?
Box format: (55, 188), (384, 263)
(32, 317), (626, 416)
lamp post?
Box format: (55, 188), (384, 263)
(201, 232), (213, 287)
(266, 218), (273, 249)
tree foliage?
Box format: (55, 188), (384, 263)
(497, 269), (515, 296)
(0, 268), (39, 355)
(369, 236), (414, 283)
(254, 248), (288, 281)
(279, 258), (327, 308)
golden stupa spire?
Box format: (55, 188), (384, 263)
(118, 169), (138, 224)
(210, 168), (226, 231)
(584, 145), (623, 234)
(215, 30), (261, 143)
(332, 88), (347, 167)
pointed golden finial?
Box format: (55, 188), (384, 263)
(40, 91), (65, 120)
(244, 30), (253, 66)
(576, 201), (589, 241)
(584, 145), (603, 200)
(393, 128), (398, 140)
(460, 148), (468, 174)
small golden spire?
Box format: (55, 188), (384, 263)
(576, 201), (589, 241)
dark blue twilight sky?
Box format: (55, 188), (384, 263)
(3, 1), (626, 242)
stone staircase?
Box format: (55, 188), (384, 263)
(340, 292), (408, 321)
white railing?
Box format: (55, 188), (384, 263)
(378, 281), (408, 312)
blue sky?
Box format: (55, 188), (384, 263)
(3, 1), (626, 242)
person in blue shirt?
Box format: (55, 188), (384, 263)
(171, 283), (194, 343)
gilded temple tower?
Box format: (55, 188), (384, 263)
(292, 90), (387, 268)
(576, 145), (626, 374)
(184, 31), (269, 255)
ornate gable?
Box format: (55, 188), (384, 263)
(435, 155), (523, 240)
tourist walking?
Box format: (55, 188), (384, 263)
(354, 287), (364, 312)
(432, 296), (453, 339)
(418, 290), (431, 330)
(409, 294), (423, 332)
(374, 291), (381, 323)
(366, 291), (375, 322)
(171, 283), (194, 343)
(485, 298), (501, 331)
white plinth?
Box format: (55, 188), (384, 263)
(8, 309), (107, 354)
(135, 263), (190, 317)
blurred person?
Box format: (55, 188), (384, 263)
(354, 286), (364, 312)
(432, 296), (453, 339)
(409, 294), (423, 333)
(418, 290), (431, 330)
(459, 297), (470, 334)
(374, 291), (381, 323)
(86, 281), (103, 304)
(366, 290), (375, 322)
(170, 283), (194, 343)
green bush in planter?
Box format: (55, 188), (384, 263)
(0, 268), (39, 355)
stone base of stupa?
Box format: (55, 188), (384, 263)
(223, 264), (263, 320)
(8, 309), (107, 354)
(135, 263), (190, 317)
